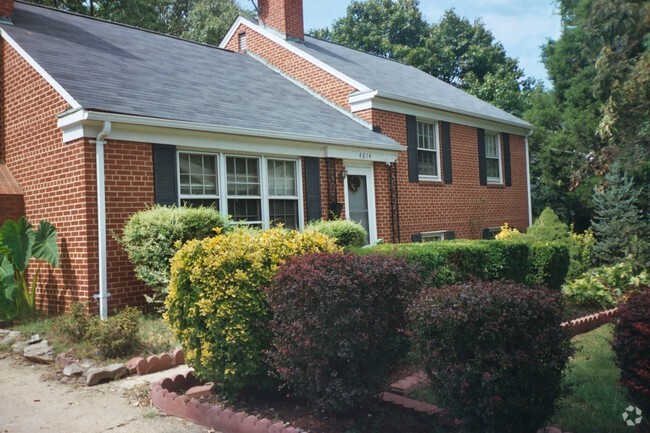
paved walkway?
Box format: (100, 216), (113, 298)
(0, 355), (213, 433)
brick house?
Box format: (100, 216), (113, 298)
(0, 0), (533, 315)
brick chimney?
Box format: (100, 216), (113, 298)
(0, 0), (13, 24)
(258, 0), (304, 41)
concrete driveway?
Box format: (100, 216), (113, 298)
(0, 355), (213, 433)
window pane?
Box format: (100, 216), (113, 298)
(486, 158), (500, 179)
(417, 122), (436, 150)
(485, 134), (499, 157)
(269, 199), (298, 229)
(228, 198), (261, 223)
(227, 157), (260, 196)
(268, 160), (297, 197)
(418, 150), (437, 176)
(179, 153), (219, 197)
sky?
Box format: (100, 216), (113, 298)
(236, 0), (562, 85)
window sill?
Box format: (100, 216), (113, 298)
(418, 176), (444, 184)
(486, 182), (505, 189)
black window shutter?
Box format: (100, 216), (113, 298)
(441, 121), (452, 184)
(445, 230), (456, 240)
(304, 157), (322, 222)
(503, 133), (512, 187)
(406, 115), (419, 182)
(477, 128), (487, 186)
(153, 144), (178, 206)
(411, 233), (422, 243)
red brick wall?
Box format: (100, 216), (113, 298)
(1, 40), (155, 313)
(0, 194), (24, 223)
(224, 24), (358, 110)
(360, 109), (529, 241)
(258, 0), (304, 41)
(0, 0), (13, 18)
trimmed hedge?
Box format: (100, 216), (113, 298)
(120, 205), (230, 304)
(164, 227), (340, 393)
(409, 281), (572, 433)
(267, 253), (420, 413)
(364, 240), (569, 290)
(306, 219), (367, 248)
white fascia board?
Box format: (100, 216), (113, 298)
(1, 29), (81, 109)
(219, 16), (371, 93)
(57, 110), (403, 162)
(350, 91), (534, 136)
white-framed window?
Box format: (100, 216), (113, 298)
(421, 230), (446, 242)
(226, 156), (262, 225)
(417, 120), (440, 180)
(177, 151), (302, 229)
(485, 132), (501, 183)
(178, 152), (220, 208)
(267, 158), (299, 229)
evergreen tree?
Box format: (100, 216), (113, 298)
(591, 164), (649, 270)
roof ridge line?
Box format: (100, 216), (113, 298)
(245, 51), (378, 133)
(15, 0), (236, 54)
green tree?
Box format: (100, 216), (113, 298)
(313, 2), (533, 115)
(590, 164), (649, 270)
(524, 0), (649, 228)
(30, 0), (248, 44)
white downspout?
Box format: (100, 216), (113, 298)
(525, 130), (534, 228)
(92, 121), (111, 320)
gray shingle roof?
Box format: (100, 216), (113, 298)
(1, 2), (398, 148)
(287, 35), (533, 130)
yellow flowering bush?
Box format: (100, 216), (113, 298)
(164, 226), (340, 392)
(495, 222), (522, 241)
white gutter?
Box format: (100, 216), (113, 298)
(525, 130), (534, 227)
(57, 110), (404, 153)
(350, 90), (535, 132)
(91, 121), (112, 320)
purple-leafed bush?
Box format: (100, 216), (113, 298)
(267, 252), (421, 413)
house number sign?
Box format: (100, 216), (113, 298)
(358, 152), (372, 160)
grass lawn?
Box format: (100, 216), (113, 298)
(552, 324), (632, 433)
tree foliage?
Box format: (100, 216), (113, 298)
(312, 1), (534, 116)
(30, 0), (249, 44)
(525, 0), (649, 229)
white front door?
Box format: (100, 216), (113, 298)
(344, 164), (377, 245)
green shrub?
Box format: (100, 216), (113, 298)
(120, 205), (230, 306)
(86, 307), (142, 359)
(164, 227), (340, 393)
(365, 239), (568, 290)
(409, 281), (572, 433)
(562, 262), (649, 308)
(306, 219), (367, 248)
(527, 242), (570, 290)
(267, 253), (420, 413)
(498, 208), (594, 280)
(612, 285), (650, 423)
(56, 302), (91, 342)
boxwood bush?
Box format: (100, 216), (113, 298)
(364, 240), (569, 290)
(164, 227), (339, 393)
(120, 205), (230, 305)
(307, 219), (367, 248)
(612, 285), (650, 421)
(266, 253), (420, 413)
(409, 281), (572, 433)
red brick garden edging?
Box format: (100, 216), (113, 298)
(126, 348), (185, 375)
(150, 371), (300, 433)
(560, 308), (618, 336)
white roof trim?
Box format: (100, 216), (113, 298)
(57, 110), (404, 154)
(350, 90), (534, 132)
(1, 28), (81, 109)
(219, 16), (371, 93)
